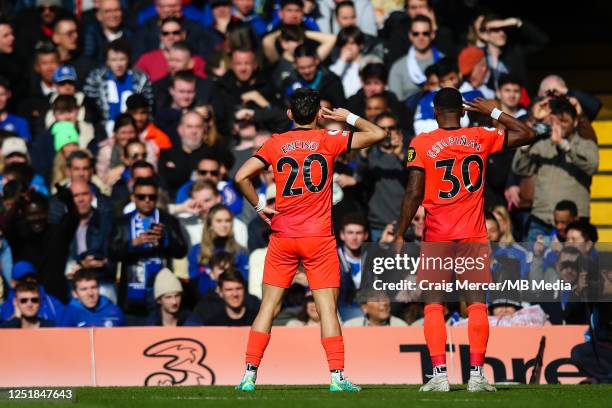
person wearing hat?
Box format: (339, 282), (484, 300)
(0, 261), (65, 324)
(0, 137), (49, 196)
(145, 268), (188, 326)
(457, 46), (495, 99)
(0, 76), (31, 142)
(44, 65), (101, 128)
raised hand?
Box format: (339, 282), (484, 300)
(463, 98), (498, 115)
(320, 107), (350, 122)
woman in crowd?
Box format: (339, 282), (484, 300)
(96, 114), (140, 186)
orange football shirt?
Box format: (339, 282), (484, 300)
(254, 127), (352, 238)
(406, 126), (507, 242)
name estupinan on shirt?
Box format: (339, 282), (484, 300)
(426, 135), (483, 158)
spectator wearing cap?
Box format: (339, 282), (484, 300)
(0, 261), (65, 324)
(0, 76), (31, 141)
(135, 17), (207, 83)
(457, 46), (495, 99)
(343, 291), (408, 326)
(0, 282), (56, 328)
(84, 39), (153, 134)
(58, 269), (126, 327)
(126, 94), (173, 156)
(83, 0), (132, 65)
(43, 65), (102, 130)
(0, 137), (49, 196)
(479, 14), (547, 90)
(145, 268), (189, 326)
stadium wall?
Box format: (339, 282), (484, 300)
(1, 326), (587, 386)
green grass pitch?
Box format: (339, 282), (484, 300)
(11, 385), (612, 407)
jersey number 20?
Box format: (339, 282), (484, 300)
(277, 153), (329, 197)
(435, 154), (484, 199)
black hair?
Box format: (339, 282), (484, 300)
(360, 62), (388, 83)
(410, 14), (433, 30)
(15, 281), (40, 295)
(104, 38), (131, 59)
(52, 94), (78, 111)
(480, 13), (503, 32)
(126, 93), (150, 111)
(3, 163), (34, 187)
(424, 63), (439, 79)
(373, 111), (397, 124)
(34, 42), (60, 62)
(498, 73), (522, 89)
(171, 69), (197, 87)
(336, 25), (365, 48)
(0, 76), (10, 92)
(335, 1), (355, 17)
(218, 268), (246, 288)
(66, 150), (93, 169)
(289, 88), (320, 125)
(72, 268), (99, 289)
(341, 212), (368, 231)
(435, 57), (459, 78)
(280, 24), (305, 42)
(133, 176), (159, 191)
(52, 15), (77, 32)
(280, 0), (304, 9)
(26, 191), (49, 211)
(433, 87), (463, 112)
(485, 211), (500, 228)
(130, 160), (155, 177)
(113, 113), (137, 133)
(210, 251), (234, 268)
(293, 43), (318, 60)
(550, 96), (578, 120)
(3, 179), (26, 200)
(159, 16), (184, 30)
(555, 200), (578, 217)
(566, 220), (598, 243)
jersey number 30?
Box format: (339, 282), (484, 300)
(435, 154), (484, 199)
(277, 153), (329, 197)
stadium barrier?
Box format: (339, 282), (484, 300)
(1, 326), (587, 386)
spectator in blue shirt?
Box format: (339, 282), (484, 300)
(59, 269), (126, 327)
(0, 281), (56, 329)
(0, 76), (31, 141)
(1, 261), (65, 323)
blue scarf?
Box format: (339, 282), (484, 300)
(107, 70), (134, 121)
(127, 209), (163, 303)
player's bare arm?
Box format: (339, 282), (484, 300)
(464, 97), (536, 147)
(321, 107), (386, 149)
(394, 169), (425, 245)
(234, 157), (279, 224)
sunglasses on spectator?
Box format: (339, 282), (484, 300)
(198, 169), (220, 177)
(130, 152), (147, 160)
(135, 194), (158, 201)
(161, 30), (183, 37)
(380, 125), (398, 132)
(411, 31), (431, 37)
(19, 297), (40, 304)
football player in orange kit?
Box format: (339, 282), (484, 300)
(394, 88), (535, 392)
(234, 88), (385, 391)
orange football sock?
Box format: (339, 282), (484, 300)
(467, 303), (489, 366)
(424, 304), (447, 367)
(321, 335), (345, 371)
(245, 330), (271, 367)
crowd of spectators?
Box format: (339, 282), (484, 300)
(0, 1), (609, 375)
